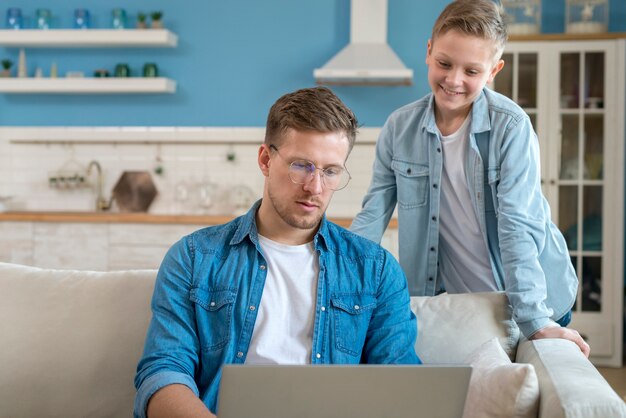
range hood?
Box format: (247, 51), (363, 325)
(314, 0), (413, 86)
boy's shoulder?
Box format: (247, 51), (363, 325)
(482, 88), (526, 116)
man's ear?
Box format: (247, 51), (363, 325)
(258, 144), (271, 177)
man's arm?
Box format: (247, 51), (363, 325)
(362, 248), (421, 364)
(147, 385), (216, 418)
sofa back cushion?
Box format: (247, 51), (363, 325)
(411, 292), (520, 363)
(0, 262), (157, 418)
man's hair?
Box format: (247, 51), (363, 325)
(264, 86), (358, 152)
(431, 0), (508, 60)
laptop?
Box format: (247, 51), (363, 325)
(217, 364), (472, 418)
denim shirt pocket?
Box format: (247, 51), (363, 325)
(391, 160), (429, 209)
(486, 167), (500, 214)
(189, 287), (236, 352)
(331, 294), (377, 357)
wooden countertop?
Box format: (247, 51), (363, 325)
(0, 211), (398, 229)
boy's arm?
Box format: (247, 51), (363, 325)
(362, 248), (421, 364)
(350, 122), (397, 243)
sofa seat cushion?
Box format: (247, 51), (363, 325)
(0, 262), (157, 418)
(411, 292), (519, 363)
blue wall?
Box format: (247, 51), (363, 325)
(0, 0), (625, 127)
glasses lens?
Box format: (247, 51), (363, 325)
(288, 160), (350, 191)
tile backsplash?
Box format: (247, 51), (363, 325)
(0, 127), (381, 218)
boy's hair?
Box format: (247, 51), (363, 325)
(431, 0), (508, 60)
(264, 86), (358, 153)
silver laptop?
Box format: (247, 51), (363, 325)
(217, 364), (472, 418)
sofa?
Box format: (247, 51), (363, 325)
(0, 261), (624, 418)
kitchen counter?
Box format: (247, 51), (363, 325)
(0, 211), (398, 229)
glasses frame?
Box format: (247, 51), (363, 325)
(268, 144), (351, 191)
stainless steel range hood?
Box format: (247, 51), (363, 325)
(314, 0), (413, 86)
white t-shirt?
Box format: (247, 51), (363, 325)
(438, 114), (498, 293)
(245, 235), (318, 364)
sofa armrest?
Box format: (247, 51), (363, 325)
(516, 338), (626, 418)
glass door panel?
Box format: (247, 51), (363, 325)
(559, 186), (578, 250)
(518, 53), (537, 108)
(560, 53), (580, 109)
(582, 186), (602, 251)
(584, 52), (605, 109)
(560, 115), (580, 180)
(584, 115), (604, 180)
(581, 256), (602, 311)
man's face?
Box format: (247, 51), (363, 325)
(426, 29), (504, 120)
(259, 128), (350, 239)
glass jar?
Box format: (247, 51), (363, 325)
(111, 8), (127, 29)
(6, 8), (23, 29)
(501, 0), (541, 35)
(74, 9), (91, 29)
(36, 8), (51, 30)
(566, 0), (608, 34)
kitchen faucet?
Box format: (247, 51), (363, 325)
(87, 160), (112, 211)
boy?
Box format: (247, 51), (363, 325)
(350, 0), (589, 356)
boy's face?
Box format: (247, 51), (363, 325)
(426, 29), (504, 120)
(257, 128), (350, 244)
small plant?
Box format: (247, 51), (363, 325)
(150, 11), (163, 28)
(136, 12), (147, 29)
(1, 59), (12, 70)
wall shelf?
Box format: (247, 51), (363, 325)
(0, 29), (178, 48)
(0, 78), (176, 94)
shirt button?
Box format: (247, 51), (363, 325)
(210, 301), (216, 307)
(316, 353), (321, 359)
(249, 305), (256, 311)
(354, 305), (360, 310)
(320, 306), (326, 312)
(237, 351), (244, 358)
(437, 148), (441, 153)
(428, 277), (434, 281)
(431, 216), (437, 221)
(430, 247), (435, 252)
(259, 265), (266, 270)
(433, 183), (438, 189)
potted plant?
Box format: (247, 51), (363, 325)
(150, 11), (163, 28)
(136, 12), (147, 29)
(1, 59), (12, 77)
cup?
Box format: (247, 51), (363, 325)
(142, 63), (158, 77)
(6, 8), (22, 29)
(111, 8), (127, 29)
(94, 69), (109, 78)
(114, 63), (130, 77)
(74, 9), (90, 29)
(36, 8), (51, 29)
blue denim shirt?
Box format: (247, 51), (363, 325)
(351, 89), (578, 338)
(134, 200), (420, 417)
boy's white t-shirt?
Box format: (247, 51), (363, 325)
(438, 113), (498, 293)
(245, 234), (318, 364)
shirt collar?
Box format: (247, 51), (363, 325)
(424, 89), (491, 135)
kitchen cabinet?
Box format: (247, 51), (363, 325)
(0, 29), (177, 94)
(493, 36), (625, 366)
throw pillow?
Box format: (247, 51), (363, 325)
(463, 338), (539, 418)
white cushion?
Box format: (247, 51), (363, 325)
(463, 338), (539, 418)
(0, 262), (157, 418)
(411, 292), (519, 363)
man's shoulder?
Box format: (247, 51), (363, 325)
(324, 221), (387, 259)
(182, 216), (246, 254)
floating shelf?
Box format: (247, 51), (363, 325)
(0, 77), (176, 94)
(0, 29), (178, 47)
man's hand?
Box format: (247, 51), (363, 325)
(530, 326), (591, 358)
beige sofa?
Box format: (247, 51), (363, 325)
(0, 261), (624, 418)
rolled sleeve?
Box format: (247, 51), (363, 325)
(134, 371), (200, 418)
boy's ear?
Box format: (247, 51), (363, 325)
(487, 59), (505, 84)
(425, 39), (433, 64)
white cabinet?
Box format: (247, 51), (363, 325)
(0, 29), (177, 94)
(493, 37), (625, 366)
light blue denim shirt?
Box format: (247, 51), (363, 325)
(351, 89), (578, 338)
(134, 200), (420, 417)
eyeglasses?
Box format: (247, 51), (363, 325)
(269, 144), (351, 191)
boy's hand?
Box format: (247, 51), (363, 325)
(530, 326), (591, 358)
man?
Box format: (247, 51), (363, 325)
(134, 86), (421, 418)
